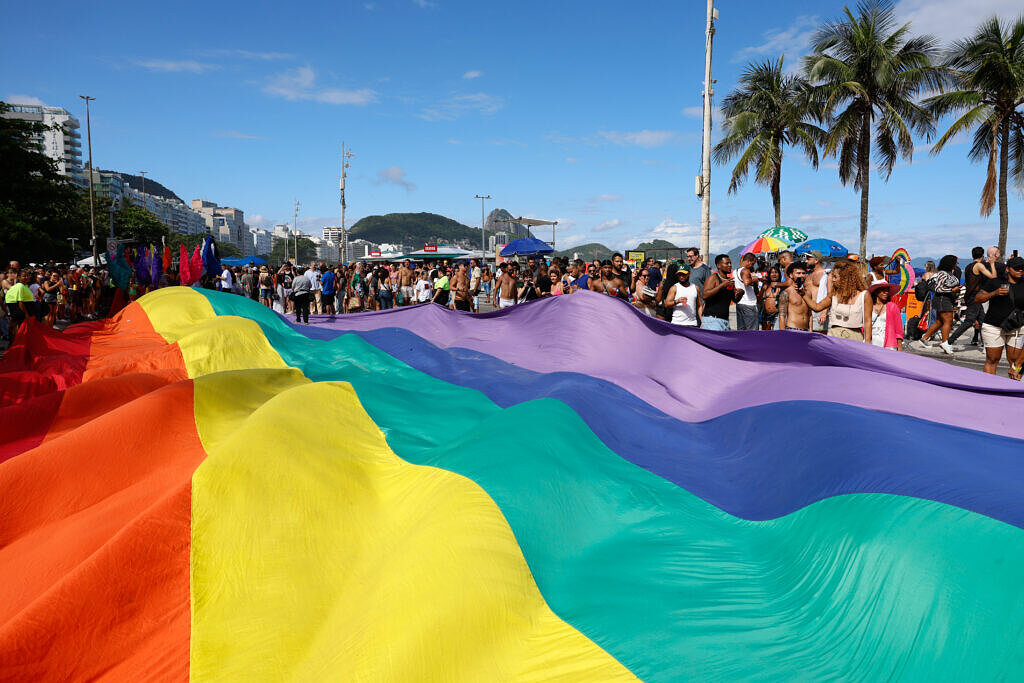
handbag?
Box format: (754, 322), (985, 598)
(1001, 284), (1024, 332)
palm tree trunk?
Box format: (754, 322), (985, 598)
(858, 111), (871, 259)
(998, 117), (1009, 255)
(772, 163), (782, 227)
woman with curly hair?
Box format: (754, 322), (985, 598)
(803, 260), (872, 343)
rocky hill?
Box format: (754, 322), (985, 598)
(555, 242), (613, 261)
(349, 212), (481, 247)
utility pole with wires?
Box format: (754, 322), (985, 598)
(293, 199), (301, 263)
(79, 95), (97, 266)
(696, 0), (718, 261)
(475, 194), (490, 255)
(340, 142), (354, 262)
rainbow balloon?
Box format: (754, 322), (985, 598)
(3, 288), (1024, 680)
(887, 247), (915, 294)
(890, 247), (911, 264)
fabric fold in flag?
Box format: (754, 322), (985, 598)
(2, 286), (1023, 681)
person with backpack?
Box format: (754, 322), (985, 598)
(975, 256), (1024, 379)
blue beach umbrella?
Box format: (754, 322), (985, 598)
(500, 237), (554, 257)
(794, 238), (848, 258)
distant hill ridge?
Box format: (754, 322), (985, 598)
(100, 170), (182, 202)
(350, 212), (483, 247)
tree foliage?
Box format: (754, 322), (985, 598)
(0, 102), (91, 262)
(714, 57), (827, 226)
(804, 0), (943, 257)
(269, 235), (316, 264)
(926, 15), (1024, 254)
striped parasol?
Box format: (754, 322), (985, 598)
(742, 235), (791, 254)
(759, 226), (808, 244)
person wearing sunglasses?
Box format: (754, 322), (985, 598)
(633, 270), (657, 316)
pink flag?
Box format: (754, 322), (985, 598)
(179, 245), (191, 284)
(189, 246), (203, 285)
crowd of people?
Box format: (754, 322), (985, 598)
(4, 243), (1023, 378)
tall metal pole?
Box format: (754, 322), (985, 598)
(293, 199), (300, 263)
(475, 194), (490, 256)
(699, 0), (717, 261)
(138, 170), (148, 206)
(341, 142), (353, 262)
(79, 95), (97, 266)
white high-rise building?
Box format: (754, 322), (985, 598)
(191, 199), (247, 251)
(1, 104), (83, 180)
(124, 185), (206, 235)
(249, 228), (272, 257)
(322, 226), (344, 243)
(309, 237), (339, 262)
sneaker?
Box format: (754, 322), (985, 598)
(918, 338), (933, 348)
(940, 341), (953, 354)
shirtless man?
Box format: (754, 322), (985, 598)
(778, 261), (812, 331)
(398, 259), (415, 306)
(495, 263), (519, 309)
(589, 259), (628, 300)
(803, 250), (829, 332)
(451, 262), (472, 312)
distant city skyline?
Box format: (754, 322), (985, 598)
(4, 0), (1023, 257)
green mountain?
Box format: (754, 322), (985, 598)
(555, 242), (613, 261)
(349, 212), (480, 247)
(100, 169), (181, 202)
(633, 239), (680, 252)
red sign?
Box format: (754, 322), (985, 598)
(423, 244), (437, 253)
(370, 251), (381, 257)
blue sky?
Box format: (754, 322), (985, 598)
(3, 0), (1022, 256)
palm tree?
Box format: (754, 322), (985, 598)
(804, 0), (943, 258)
(926, 16), (1024, 255)
(713, 56), (826, 227)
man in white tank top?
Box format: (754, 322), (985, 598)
(666, 264), (702, 326)
(734, 253), (760, 330)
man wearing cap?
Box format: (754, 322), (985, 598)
(665, 263), (702, 326)
(804, 250), (830, 333)
(975, 255), (1024, 379)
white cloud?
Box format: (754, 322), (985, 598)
(559, 233), (588, 248)
(419, 92), (503, 121)
(5, 94), (46, 106)
(463, 70), (483, 79)
(248, 214), (272, 228)
(374, 166), (416, 191)
(263, 66), (378, 105)
(734, 15), (819, 63)
(413, 0), (437, 8)
(566, 157), (579, 163)
(215, 130), (264, 139)
(132, 59), (218, 73)
(593, 218), (624, 232)
(203, 49), (293, 60)
(447, 139), (462, 145)
(598, 129), (678, 148)
(591, 194), (622, 202)
(894, 0), (1019, 41)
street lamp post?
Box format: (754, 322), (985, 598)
(67, 237), (80, 261)
(138, 170), (148, 205)
(292, 199), (301, 263)
(475, 194), (490, 256)
(79, 95), (97, 266)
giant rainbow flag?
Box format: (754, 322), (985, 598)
(2, 287), (1024, 680)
